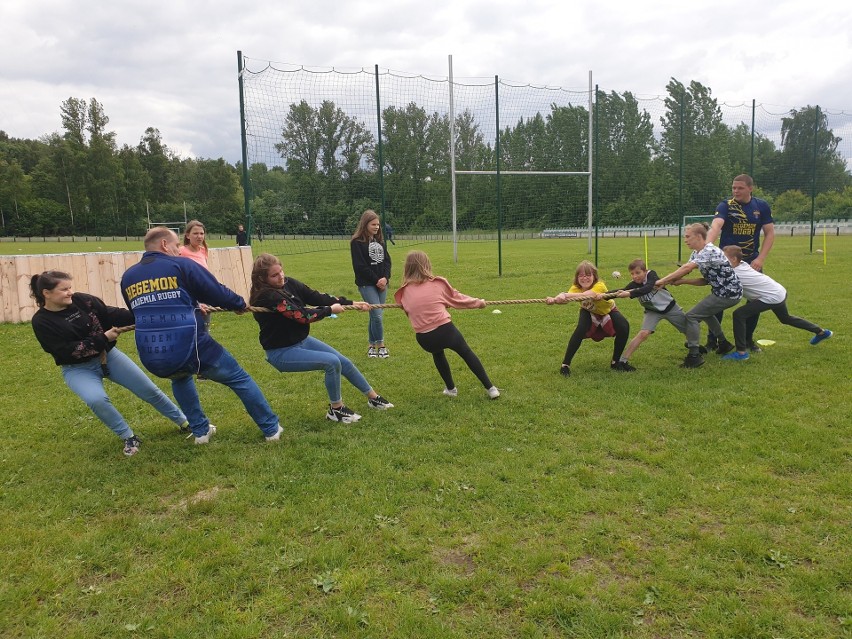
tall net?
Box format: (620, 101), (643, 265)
(239, 55), (852, 261)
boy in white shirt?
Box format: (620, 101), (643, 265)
(719, 246), (832, 360)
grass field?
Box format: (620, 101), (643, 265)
(1, 236), (849, 638)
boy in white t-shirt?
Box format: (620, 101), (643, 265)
(720, 246), (832, 360)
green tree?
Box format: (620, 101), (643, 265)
(770, 106), (851, 195)
(659, 79), (732, 219)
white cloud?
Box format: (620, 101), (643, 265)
(2, 0), (851, 161)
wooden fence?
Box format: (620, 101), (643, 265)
(0, 247), (254, 324)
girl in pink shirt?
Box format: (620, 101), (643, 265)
(179, 219), (210, 268)
(394, 251), (499, 399)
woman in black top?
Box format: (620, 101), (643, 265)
(30, 271), (188, 456)
(350, 209), (391, 358)
(250, 254), (394, 424)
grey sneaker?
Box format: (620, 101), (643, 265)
(265, 424), (283, 442)
(123, 435), (141, 456)
(487, 386), (500, 399)
(326, 404), (362, 424)
(442, 387), (458, 397)
(194, 424), (216, 445)
(367, 346), (378, 358)
(377, 347), (389, 358)
(367, 395), (394, 410)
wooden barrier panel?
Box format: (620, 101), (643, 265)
(0, 247), (253, 324)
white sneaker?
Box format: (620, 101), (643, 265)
(265, 424), (283, 442)
(487, 386), (500, 399)
(442, 387), (458, 397)
(194, 424), (216, 444)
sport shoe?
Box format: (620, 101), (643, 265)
(367, 395), (394, 409)
(487, 386), (500, 399)
(747, 341), (762, 353)
(716, 340), (735, 355)
(178, 420), (191, 434)
(810, 329), (832, 345)
(194, 424), (216, 445)
(681, 354), (705, 368)
(612, 361), (637, 372)
(123, 435), (141, 456)
(684, 342), (708, 355)
(367, 346), (378, 358)
(722, 351), (750, 361)
(265, 424), (284, 442)
(560, 364), (571, 377)
(377, 347), (389, 358)
(326, 404), (362, 423)
(705, 338), (718, 351)
(442, 387), (458, 397)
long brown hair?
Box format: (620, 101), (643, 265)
(351, 209), (385, 243)
(249, 253), (283, 305)
(402, 250), (435, 285)
(183, 219), (209, 250)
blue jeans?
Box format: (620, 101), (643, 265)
(61, 348), (186, 440)
(358, 285), (387, 345)
(171, 348), (279, 438)
(265, 336), (372, 404)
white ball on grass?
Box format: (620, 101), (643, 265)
(611, 270), (621, 279)
(492, 309), (502, 314)
(816, 249), (824, 253)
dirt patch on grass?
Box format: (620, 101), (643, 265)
(433, 548), (476, 576)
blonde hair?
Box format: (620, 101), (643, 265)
(351, 209), (385, 243)
(402, 250), (435, 285)
(183, 219), (209, 250)
(686, 222), (709, 238)
(144, 226), (176, 250)
(249, 253), (283, 305)
(572, 260), (600, 289)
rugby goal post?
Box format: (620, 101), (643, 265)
(448, 57), (594, 273)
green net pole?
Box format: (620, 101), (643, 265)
(750, 99), (756, 175)
(809, 106), (819, 252)
(677, 91), (685, 263)
(593, 84), (599, 265)
(237, 51), (253, 245)
(375, 65), (386, 222)
(495, 75), (502, 277)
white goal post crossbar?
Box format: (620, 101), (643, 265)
(448, 57), (594, 261)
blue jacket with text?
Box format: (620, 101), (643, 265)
(120, 251), (246, 377)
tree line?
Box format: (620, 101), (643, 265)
(2, 79), (850, 238)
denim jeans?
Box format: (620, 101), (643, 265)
(358, 285), (387, 345)
(61, 348), (186, 440)
(265, 336), (372, 404)
(171, 348), (279, 438)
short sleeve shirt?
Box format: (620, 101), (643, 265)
(714, 196), (773, 261)
(689, 243), (742, 299)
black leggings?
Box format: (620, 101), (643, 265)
(563, 308), (630, 366)
(415, 322), (493, 390)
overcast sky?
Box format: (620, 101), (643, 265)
(2, 0), (851, 163)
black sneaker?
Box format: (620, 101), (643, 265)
(681, 354), (705, 369)
(612, 361), (637, 372)
(716, 340), (735, 356)
(705, 338), (718, 352)
(367, 395), (394, 410)
(747, 341), (762, 353)
(685, 342), (709, 355)
(560, 364), (571, 377)
(123, 435), (141, 456)
(326, 404), (362, 424)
